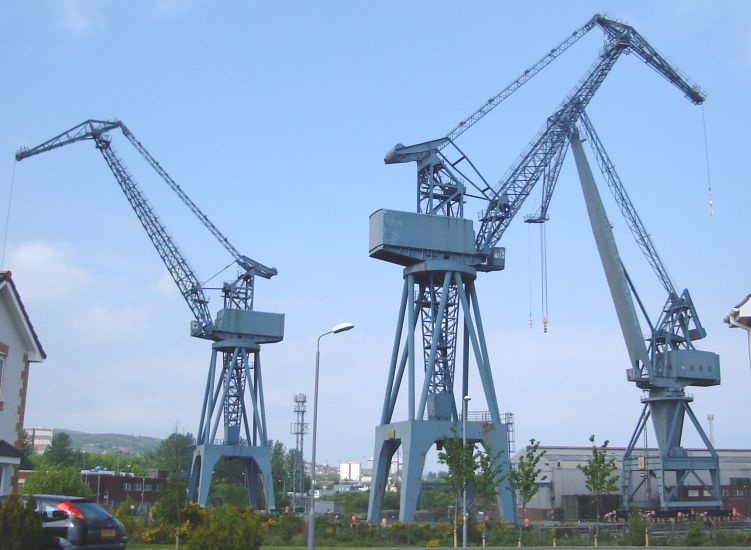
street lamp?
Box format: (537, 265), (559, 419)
(462, 395), (471, 549)
(307, 322), (355, 550)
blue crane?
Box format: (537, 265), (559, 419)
(368, 14), (707, 524)
(572, 112), (720, 510)
(16, 120), (283, 510)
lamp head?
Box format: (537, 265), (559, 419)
(332, 322), (355, 334)
(463, 395), (471, 402)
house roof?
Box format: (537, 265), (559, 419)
(0, 439), (21, 459)
(0, 271), (46, 362)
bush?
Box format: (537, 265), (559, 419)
(141, 520), (175, 544)
(263, 512), (305, 545)
(0, 494), (42, 550)
(625, 510), (647, 546)
(188, 505), (264, 550)
(114, 500), (139, 543)
(685, 518), (705, 546)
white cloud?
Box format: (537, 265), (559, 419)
(5, 240), (93, 303)
(153, 0), (193, 18)
(67, 303), (149, 343)
(54, 0), (105, 36)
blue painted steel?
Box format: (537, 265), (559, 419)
(15, 121), (280, 512)
(369, 13), (710, 523)
(571, 131), (721, 510)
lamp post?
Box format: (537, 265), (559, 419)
(462, 395), (471, 549)
(307, 322), (355, 550)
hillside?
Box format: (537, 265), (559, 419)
(60, 429), (162, 456)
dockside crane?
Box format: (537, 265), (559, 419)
(368, 14), (708, 523)
(572, 112), (720, 510)
(16, 120), (283, 510)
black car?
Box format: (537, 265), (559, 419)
(9, 494), (127, 549)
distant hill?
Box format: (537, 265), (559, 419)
(60, 429), (162, 456)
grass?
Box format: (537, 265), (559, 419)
(127, 546), (355, 550)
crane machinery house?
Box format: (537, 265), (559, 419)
(0, 272), (45, 495)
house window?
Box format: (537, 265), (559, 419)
(688, 489), (700, 497)
(0, 353), (6, 409)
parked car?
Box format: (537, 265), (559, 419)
(2, 494), (127, 549)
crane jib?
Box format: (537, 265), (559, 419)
(14, 119), (277, 336)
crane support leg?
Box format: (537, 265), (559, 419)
(367, 419), (514, 524)
(188, 342), (277, 511)
(367, 261), (514, 524)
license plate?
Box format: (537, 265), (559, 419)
(101, 529), (116, 538)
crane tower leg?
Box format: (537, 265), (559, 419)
(367, 265), (514, 524)
(188, 344), (277, 511)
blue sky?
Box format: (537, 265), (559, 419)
(1, 1), (749, 469)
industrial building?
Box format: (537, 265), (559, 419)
(517, 446), (751, 521)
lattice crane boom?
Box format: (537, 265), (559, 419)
(16, 119), (215, 336)
(474, 16), (705, 260)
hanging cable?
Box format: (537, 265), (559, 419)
(527, 223), (533, 328)
(701, 105), (714, 216)
(2, 162), (17, 269)
(540, 223), (549, 333)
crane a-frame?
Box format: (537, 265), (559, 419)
(16, 120), (283, 510)
(368, 14), (708, 523)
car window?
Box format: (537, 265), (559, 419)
(70, 500), (112, 520)
(38, 501), (59, 517)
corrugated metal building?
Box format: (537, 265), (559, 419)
(513, 446), (751, 520)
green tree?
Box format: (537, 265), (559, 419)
(270, 440), (292, 508)
(508, 438), (547, 539)
(420, 484), (454, 512)
(437, 431), (478, 546)
(149, 431), (194, 525)
(474, 441), (506, 514)
(43, 432), (75, 467)
(332, 490), (369, 515)
(187, 505), (264, 550)
(577, 434), (618, 539)
(20, 430), (36, 470)
(23, 467), (91, 496)
(81, 451), (149, 475)
(0, 494), (42, 550)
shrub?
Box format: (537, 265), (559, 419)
(625, 510), (647, 546)
(114, 500), (139, 543)
(0, 494), (42, 550)
(188, 505), (264, 550)
(685, 518), (705, 546)
(263, 512), (305, 544)
(141, 520), (175, 544)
